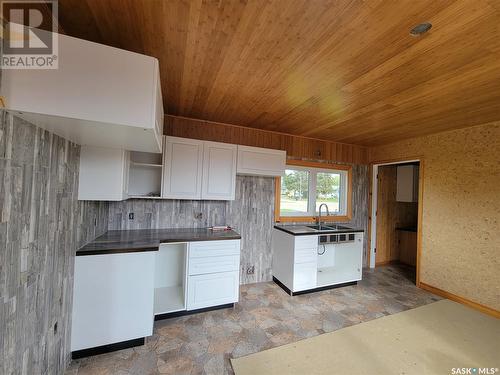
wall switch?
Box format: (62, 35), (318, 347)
(128, 213), (134, 220)
(246, 266), (255, 275)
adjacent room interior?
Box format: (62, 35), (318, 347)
(1, 1), (499, 375)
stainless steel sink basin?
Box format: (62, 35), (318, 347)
(306, 224), (336, 231)
(306, 224), (352, 231)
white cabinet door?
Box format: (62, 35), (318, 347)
(71, 252), (155, 351)
(202, 141), (237, 200)
(293, 261), (318, 292)
(186, 271), (239, 310)
(78, 146), (129, 201)
(162, 136), (203, 199)
(237, 145), (286, 176)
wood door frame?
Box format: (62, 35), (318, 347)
(368, 157), (424, 286)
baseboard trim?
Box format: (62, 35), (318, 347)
(419, 282), (499, 319)
(375, 260), (399, 267)
(71, 337), (145, 359)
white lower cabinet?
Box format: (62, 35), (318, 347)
(71, 252), (155, 352)
(152, 239), (241, 317)
(187, 271), (239, 310)
(186, 240), (241, 310)
(272, 228), (364, 294)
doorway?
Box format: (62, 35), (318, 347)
(369, 159), (423, 285)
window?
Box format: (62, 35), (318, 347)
(275, 160), (352, 222)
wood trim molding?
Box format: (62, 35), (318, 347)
(415, 159), (424, 286)
(274, 177), (282, 223)
(274, 160), (353, 223)
(419, 282), (500, 319)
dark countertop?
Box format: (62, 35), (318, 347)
(396, 226), (417, 232)
(274, 223), (364, 236)
(77, 228), (241, 256)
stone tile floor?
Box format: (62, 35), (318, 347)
(67, 265), (441, 375)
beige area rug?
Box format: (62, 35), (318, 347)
(231, 300), (500, 375)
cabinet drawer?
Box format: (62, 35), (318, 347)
(293, 261), (317, 292)
(294, 236), (318, 250)
(294, 247), (318, 264)
(187, 271), (239, 310)
(188, 254), (240, 275)
(189, 240), (240, 258)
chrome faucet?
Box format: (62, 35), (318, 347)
(317, 203), (330, 227)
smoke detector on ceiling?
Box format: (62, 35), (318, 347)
(410, 23), (432, 36)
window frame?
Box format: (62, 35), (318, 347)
(274, 159), (352, 223)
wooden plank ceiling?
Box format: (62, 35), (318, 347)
(57, 0), (500, 146)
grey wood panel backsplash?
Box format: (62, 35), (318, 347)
(0, 111), (109, 375)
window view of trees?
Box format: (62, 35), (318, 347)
(316, 172), (340, 213)
(280, 168), (344, 216)
(280, 170), (309, 213)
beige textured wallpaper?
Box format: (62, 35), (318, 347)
(370, 122), (500, 311)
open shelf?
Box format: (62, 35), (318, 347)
(154, 286), (185, 315)
(131, 161), (162, 168)
(154, 243), (187, 316)
(128, 151), (163, 198)
(317, 266), (360, 287)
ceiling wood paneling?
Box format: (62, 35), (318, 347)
(57, 0), (500, 146)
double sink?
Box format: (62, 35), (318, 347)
(306, 224), (351, 232)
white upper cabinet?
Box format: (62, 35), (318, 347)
(162, 136), (237, 200)
(1, 29), (164, 153)
(162, 136), (204, 199)
(396, 165), (419, 202)
(237, 145), (286, 176)
(78, 146), (129, 201)
(201, 141), (237, 200)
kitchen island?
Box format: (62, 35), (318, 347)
(272, 224), (364, 295)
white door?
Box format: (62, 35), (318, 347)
(201, 141), (237, 200)
(186, 271), (239, 310)
(162, 136), (203, 199)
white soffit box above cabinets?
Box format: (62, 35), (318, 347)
(1, 25), (164, 153)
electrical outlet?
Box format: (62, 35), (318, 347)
(128, 212), (134, 220)
(194, 212), (203, 219)
(246, 266), (255, 275)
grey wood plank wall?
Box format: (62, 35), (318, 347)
(0, 111), (109, 375)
